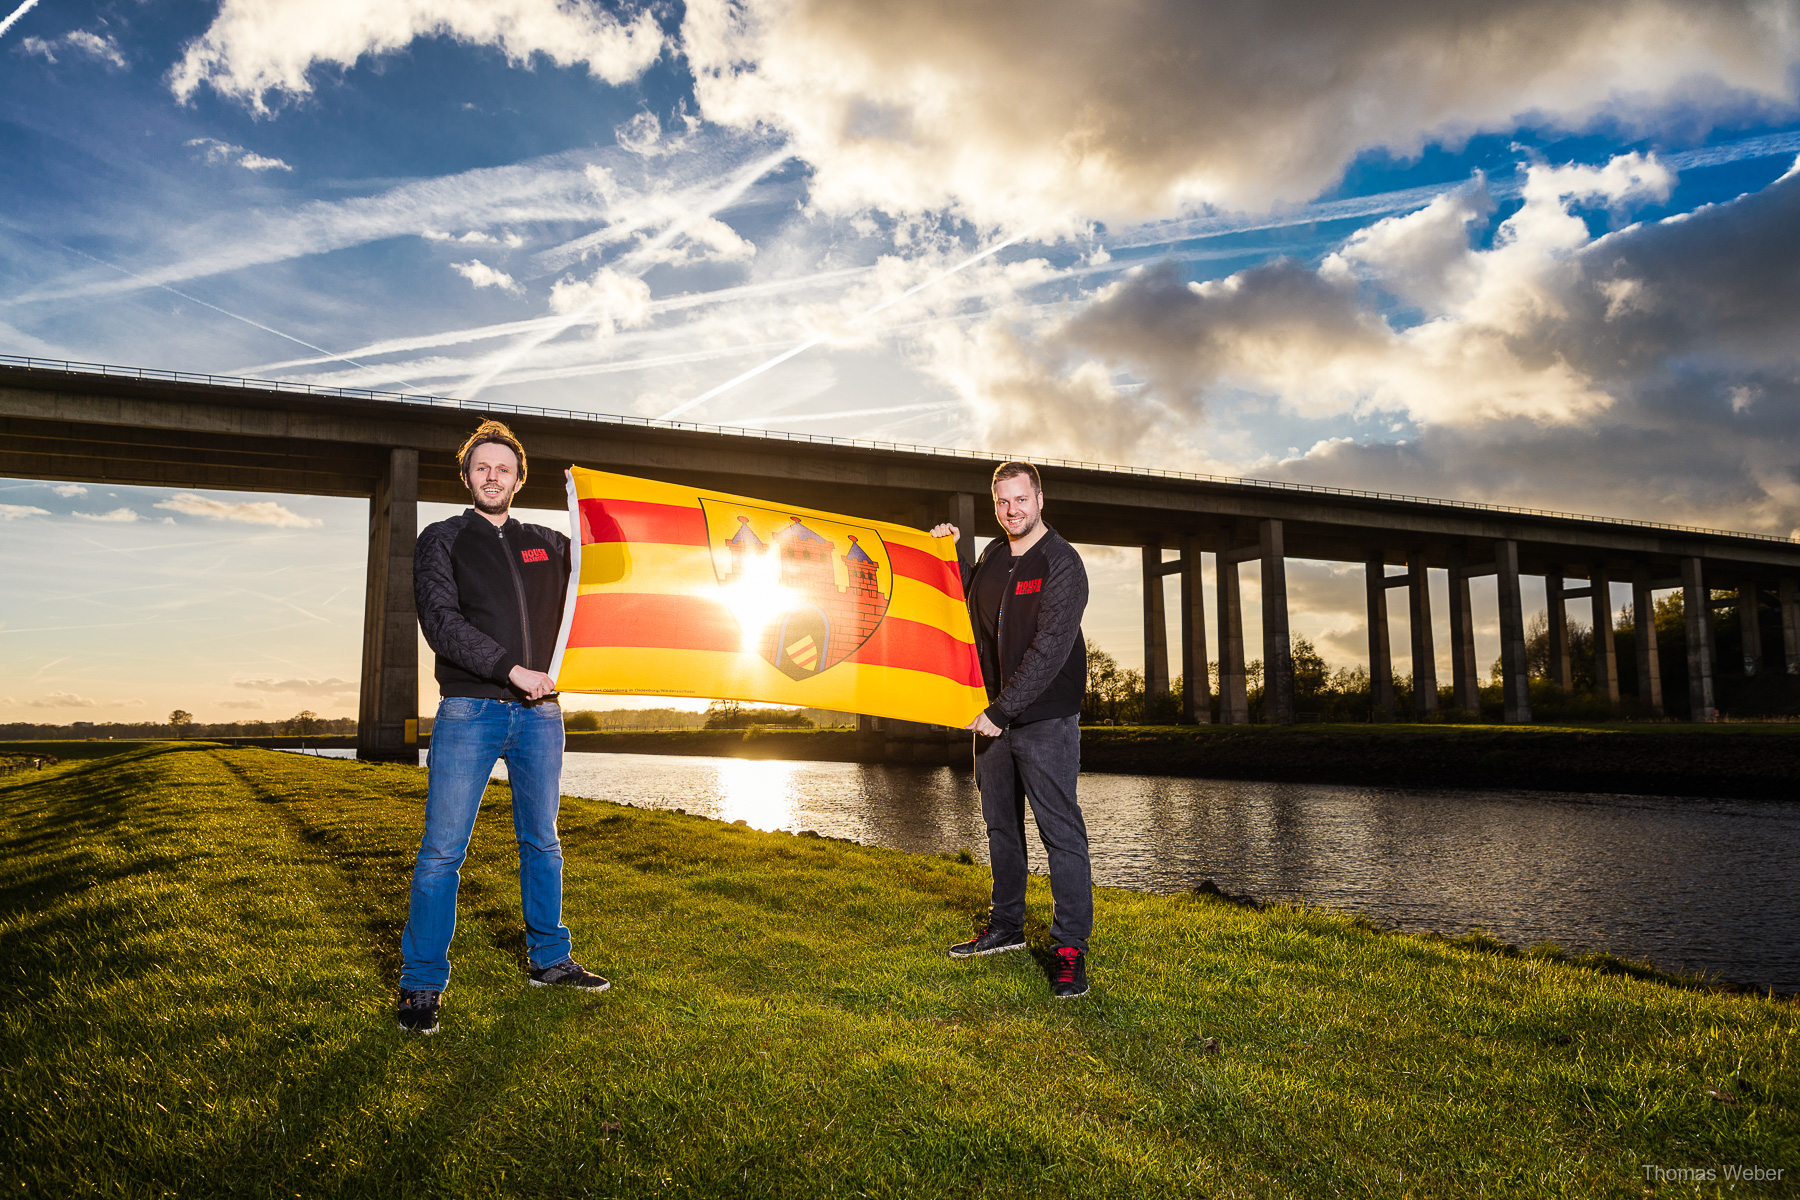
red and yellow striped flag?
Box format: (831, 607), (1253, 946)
(549, 467), (986, 726)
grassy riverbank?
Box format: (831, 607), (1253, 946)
(3, 745), (1795, 1197)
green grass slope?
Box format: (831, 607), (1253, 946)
(0, 745), (1793, 1198)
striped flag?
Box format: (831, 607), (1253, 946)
(549, 467), (986, 726)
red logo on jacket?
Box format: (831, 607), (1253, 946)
(1014, 578), (1042, 594)
(520, 548), (549, 563)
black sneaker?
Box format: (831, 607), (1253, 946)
(949, 924), (1027, 959)
(396, 989), (441, 1034)
(528, 958), (610, 992)
(1049, 946), (1089, 999)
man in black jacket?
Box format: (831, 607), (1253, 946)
(933, 461), (1093, 998)
(395, 420), (608, 1035)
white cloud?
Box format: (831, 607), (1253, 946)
(238, 151), (292, 172)
(424, 229), (513, 244)
(172, 0), (664, 113)
(50, 484), (87, 497)
(216, 698), (267, 710)
(614, 108), (697, 158)
(450, 259), (523, 293)
(187, 137), (292, 172)
(1046, 152), (1687, 429)
(234, 677), (357, 695)
(16, 29), (125, 69)
(682, 0), (1799, 226)
(1, 504), (50, 520)
(548, 266), (653, 338)
(154, 493), (322, 528)
(73, 507), (139, 522)
(956, 150), (1800, 535)
(25, 691), (99, 709)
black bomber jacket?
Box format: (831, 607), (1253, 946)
(960, 526), (1089, 729)
(414, 509), (571, 700)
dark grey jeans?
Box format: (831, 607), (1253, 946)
(973, 714), (1091, 952)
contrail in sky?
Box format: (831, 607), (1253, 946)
(454, 148), (792, 402)
(235, 265), (870, 375)
(657, 226), (1038, 422)
(0, 0), (39, 42)
(44, 239), (427, 393)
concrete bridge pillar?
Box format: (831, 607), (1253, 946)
(1496, 540), (1531, 724)
(1740, 584), (1763, 675)
(1681, 557), (1716, 721)
(1215, 529), (1249, 724)
(1782, 578), (1800, 675)
(1448, 547), (1480, 711)
(358, 447), (419, 763)
(1631, 566), (1663, 713)
(1545, 568), (1572, 689)
(1365, 553), (1395, 720)
(1142, 542), (1171, 700)
(1407, 551), (1437, 716)
(1178, 534), (1212, 723)
(1592, 567), (1619, 704)
(1260, 519), (1294, 724)
(947, 493), (977, 572)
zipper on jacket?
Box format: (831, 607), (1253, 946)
(495, 523), (534, 669)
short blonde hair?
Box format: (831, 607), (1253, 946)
(457, 420), (527, 483)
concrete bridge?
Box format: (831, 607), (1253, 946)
(6, 357), (1799, 761)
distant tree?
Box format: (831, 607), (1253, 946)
(1082, 637), (1123, 722)
(564, 709), (602, 732)
(703, 701), (810, 729)
(287, 710), (322, 737)
(1291, 636), (1329, 707)
(167, 710), (194, 738)
(703, 699), (743, 728)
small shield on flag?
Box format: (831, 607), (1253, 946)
(700, 500), (893, 680)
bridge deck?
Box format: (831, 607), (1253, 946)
(5, 358), (1795, 751)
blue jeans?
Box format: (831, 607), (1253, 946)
(399, 696), (571, 992)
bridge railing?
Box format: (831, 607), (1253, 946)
(6, 352), (1794, 546)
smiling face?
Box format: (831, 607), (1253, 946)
(992, 471), (1043, 543)
(465, 442), (523, 519)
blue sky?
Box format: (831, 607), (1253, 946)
(4, 0), (1799, 721)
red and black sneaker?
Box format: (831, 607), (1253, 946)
(1050, 946), (1089, 999)
(949, 923), (1027, 959)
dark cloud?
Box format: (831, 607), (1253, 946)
(688, 0), (1798, 222)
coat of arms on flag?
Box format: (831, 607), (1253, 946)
(549, 467), (986, 727)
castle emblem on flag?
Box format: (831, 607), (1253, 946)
(701, 501), (893, 681)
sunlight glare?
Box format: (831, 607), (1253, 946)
(718, 539), (798, 654)
(716, 759), (800, 831)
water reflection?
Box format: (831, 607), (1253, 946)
(716, 759), (799, 830)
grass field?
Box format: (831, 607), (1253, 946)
(1, 744), (1794, 1197)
